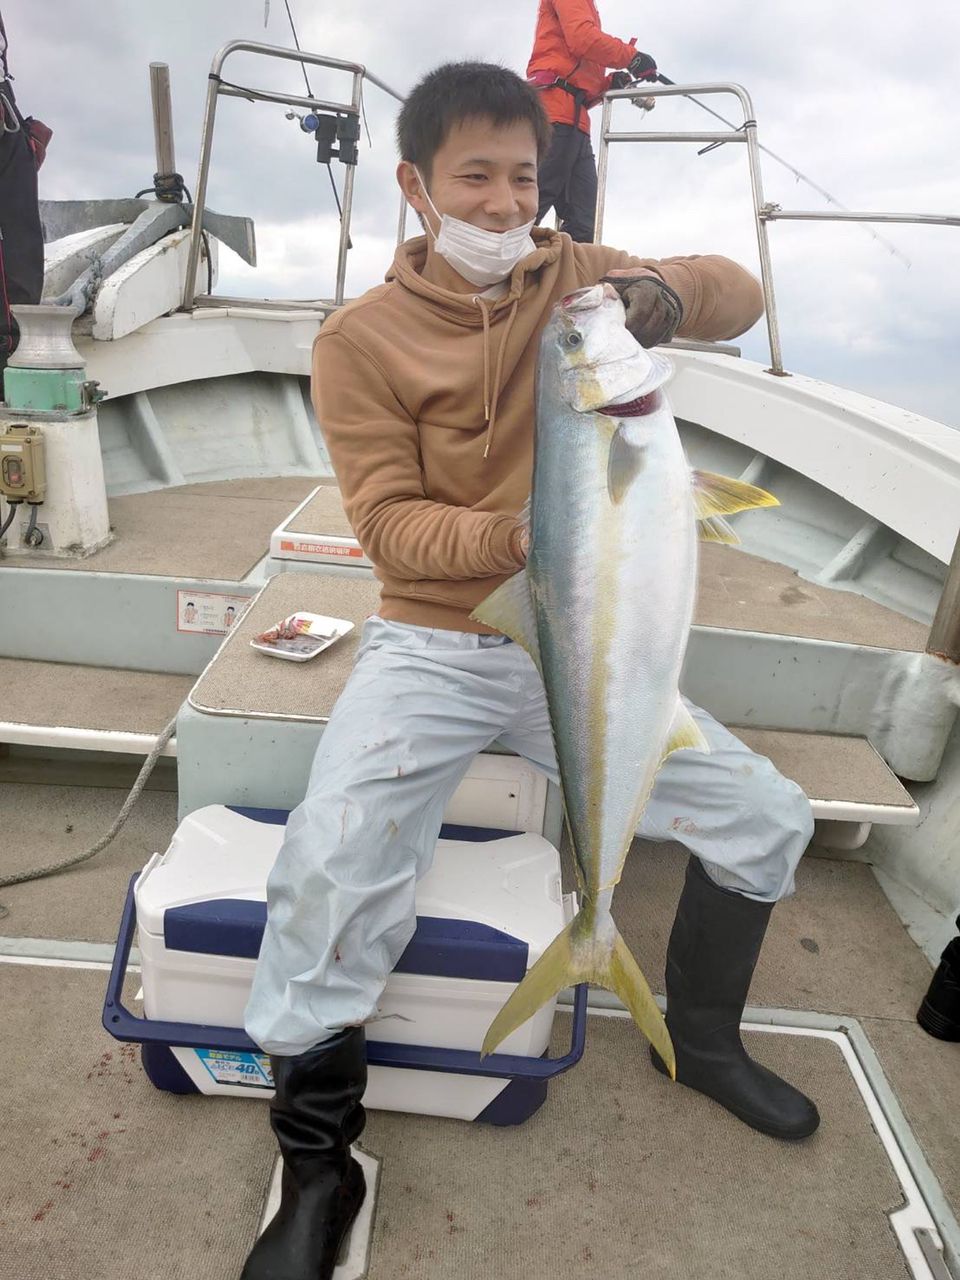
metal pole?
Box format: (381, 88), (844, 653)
(216, 84), (358, 114)
(594, 95), (614, 244)
(734, 86), (785, 375)
(334, 166), (356, 306)
(182, 74), (221, 308)
(927, 526), (960, 665)
(332, 72), (361, 306)
(603, 130), (747, 144)
(149, 63), (176, 179)
(762, 210), (960, 227)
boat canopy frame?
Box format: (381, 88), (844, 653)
(182, 40), (407, 311)
(595, 82), (960, 662)
(595, 82), (960, 380)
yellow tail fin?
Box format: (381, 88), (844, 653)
(480, 914), (676, 1078)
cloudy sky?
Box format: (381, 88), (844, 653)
(6, 0), (960, 424)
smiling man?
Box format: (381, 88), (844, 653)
(240, 61), (817, 1280)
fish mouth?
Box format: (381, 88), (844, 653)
(560, 283), (614, 311)
(597, 389), (662, 417)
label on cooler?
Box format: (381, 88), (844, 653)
(195, 1049), (275, 1089)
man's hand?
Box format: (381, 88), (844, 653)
(627, 51), (658, 82)
(602, 269), (683, 348)
(24, 118), (52, 170)
(609, 71), (633, 90)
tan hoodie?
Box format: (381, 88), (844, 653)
(312, 228), (762, 632)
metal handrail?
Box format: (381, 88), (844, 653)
(597, 81), (960, 671)
(182, 41), (406, 310)
(595, 81), (959, 376)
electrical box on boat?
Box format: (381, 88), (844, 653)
(120, 805), (579, 1124)
(0, 425), (46, 502)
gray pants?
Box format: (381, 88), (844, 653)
(245, 618), (814, 1056)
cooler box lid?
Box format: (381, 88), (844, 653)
(135, 805), (565, 983)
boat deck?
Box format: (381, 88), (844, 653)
(0, 476), (956, 1278)
(1, 781), (957, 1279)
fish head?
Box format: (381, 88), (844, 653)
(545, 283), (673, 414)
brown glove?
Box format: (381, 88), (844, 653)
(601, 273), (683, 348)
(24, 118), (53, 169)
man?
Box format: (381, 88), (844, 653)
(527, 0), (658, 242)
(0, 9), (50, 385)
(240, 62), (817, 1280)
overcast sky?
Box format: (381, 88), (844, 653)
(6, 0), (959, 424)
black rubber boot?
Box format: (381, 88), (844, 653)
(651, 858), (820, 1140)
(917, 930), (960, 1041)
(240, 1027), (367, 1280)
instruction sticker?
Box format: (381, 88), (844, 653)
(279, 538), (365, 559)
(195, 1049), (274, 1089)
(176, 590), (249, 636)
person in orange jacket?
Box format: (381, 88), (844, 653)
(526, 0), (658, 242)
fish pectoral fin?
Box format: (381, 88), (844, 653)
(607, 426), (646, 504)
(481, 913), (675, 1077)
(469, 569), (541, 674)
(692, 470), (779, 519)
(663, 698), (710, 759)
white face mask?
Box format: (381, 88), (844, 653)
(413, 167), (536, 287)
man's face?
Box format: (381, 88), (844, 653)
(399, 116), (539, 233)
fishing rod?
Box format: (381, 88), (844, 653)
(633, 72), (910, 268)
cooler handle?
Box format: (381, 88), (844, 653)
(103, 874), (588, 1082)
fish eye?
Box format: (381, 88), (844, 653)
(564, 331), (584, 348)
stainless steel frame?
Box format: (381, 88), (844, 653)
(595, 82), (959, 378)
(182, 41), (405, 310)
(597, 81), (960, 692)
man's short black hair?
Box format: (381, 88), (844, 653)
(397, 61), (551, 181)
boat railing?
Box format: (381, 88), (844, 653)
(596, 82), (960, 379)
(181, 40), (407, 311)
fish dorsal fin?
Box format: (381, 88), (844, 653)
(662, 698), (710, 761)
(691, 469), (779, 546)
(607, 427), (646, 505)
(469, 569), (542, 675)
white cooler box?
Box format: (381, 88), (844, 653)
(103, 805), (586, 1126)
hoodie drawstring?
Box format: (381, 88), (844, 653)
(478, 299), (492, 428)
(475, 296), (521, 460)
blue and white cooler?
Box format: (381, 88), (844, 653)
(103, 805), (588, 1125)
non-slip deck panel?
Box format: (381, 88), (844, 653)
(189, 572), (381, 718)
(1, 477), (318, 580)
(697, 543), (928, 651)
(0, 964), (273, 1280)
(361, 1013), (909, 1280)
(0, 658), (193, 735)
(733, 727), (916, 810)
(278, 478), (354, 538)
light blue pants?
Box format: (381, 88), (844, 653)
(245, 618), (814, 1056)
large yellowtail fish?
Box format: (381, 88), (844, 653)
(472, 283), (778, 1070)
